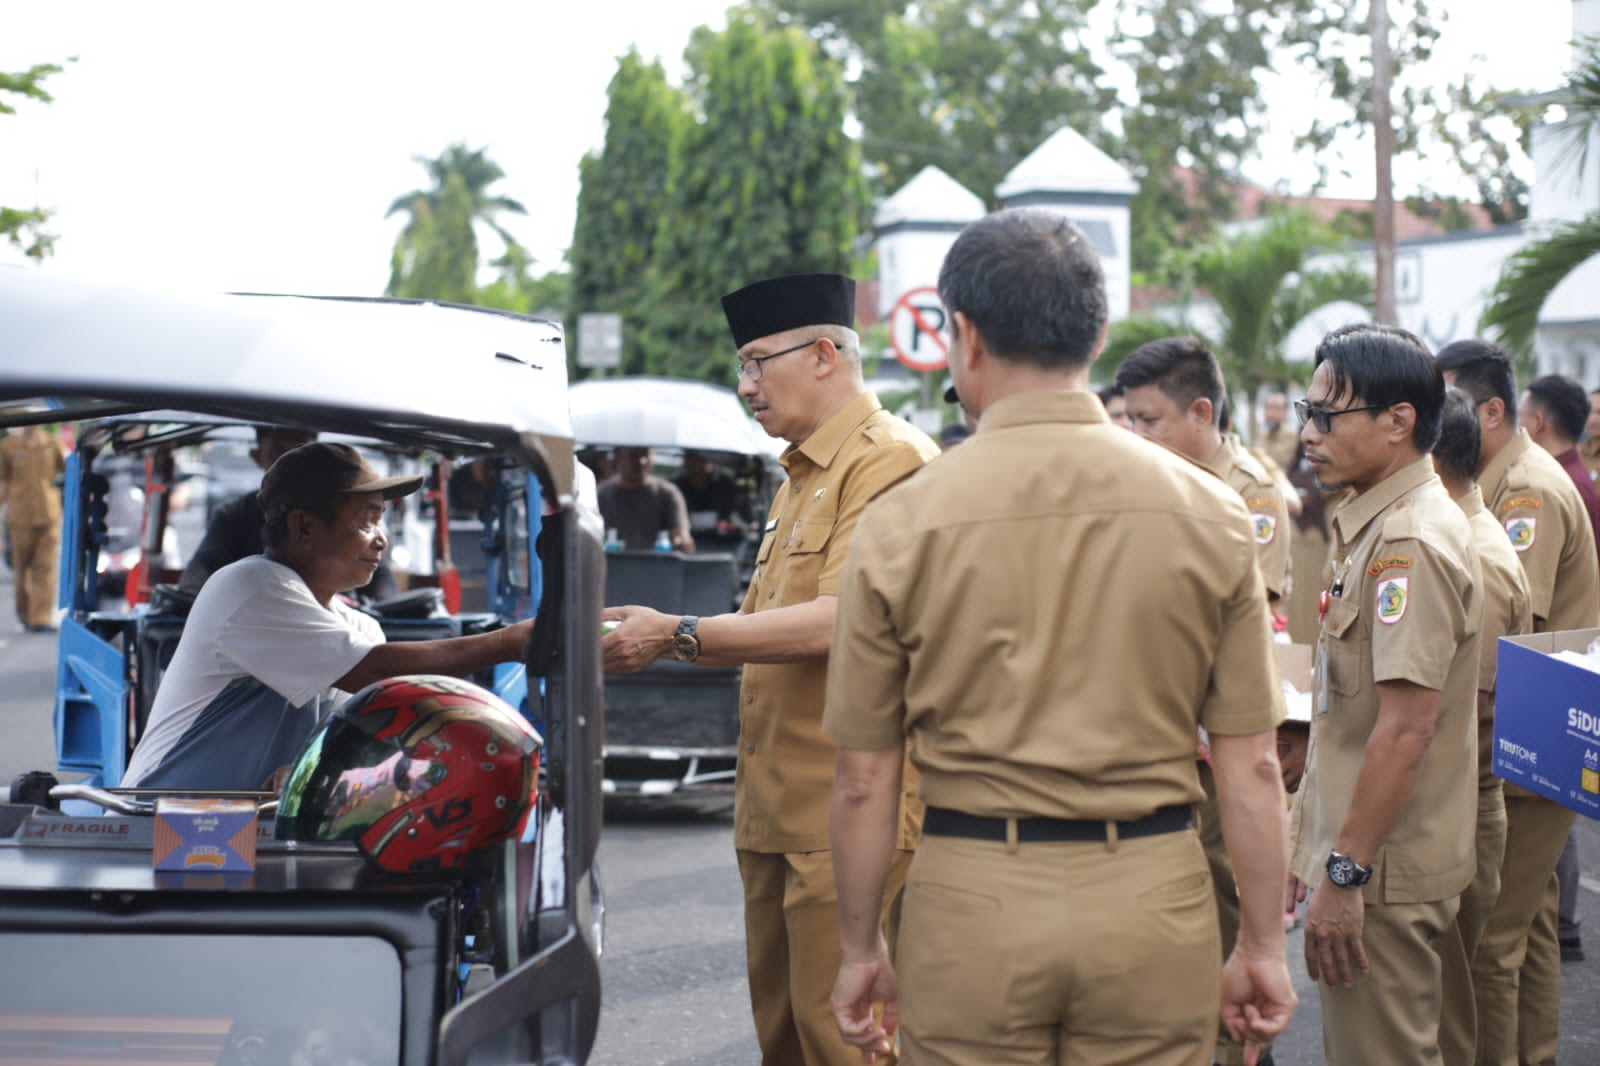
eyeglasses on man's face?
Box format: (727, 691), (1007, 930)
(735, 338), (818, 382)
(1294, 398), (1389, 434)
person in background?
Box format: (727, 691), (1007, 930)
(0, 424), (69, 633)
(597, 446), (693, 552)
(1436, 338), (1598, 1066)
(1096, 380), (1133, 430)
(1431, 387), (1535, 1065)
(603, 272), (939, 1066)
(674, 449), (748, 547)
(1258, 389), (1299, 470)
(1580, 387), (1600, 479)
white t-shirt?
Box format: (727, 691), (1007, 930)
(122, 555), (385, 790)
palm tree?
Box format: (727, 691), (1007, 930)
(385, 144), (528, 294)
(1481, 40), (1600, 361)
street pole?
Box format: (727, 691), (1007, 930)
(1371, 0), (1398, 325)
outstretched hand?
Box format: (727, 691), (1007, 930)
(600, 605), (673, 673)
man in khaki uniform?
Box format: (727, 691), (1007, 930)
(1117, 334), (1293, 1066)
(602, 273), (938, 1066)
(1259, 390), (1300, 471)
(1436, 339), (1600, 1066)
(0, 424), (68, 632)
(825, 209), (1296, 1066)
(1290, 324), (1482, 1064)
(1430, 388), (1536, 1065)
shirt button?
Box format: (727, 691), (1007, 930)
(745, 744), (756, 754)
(745, 693), (755, 704)
(767, 589), (776, 599)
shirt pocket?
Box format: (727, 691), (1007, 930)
(776, 518), (834, 598)
(1320, 595), (1368, 702)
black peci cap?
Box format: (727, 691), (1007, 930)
(721, 273), (855, 349)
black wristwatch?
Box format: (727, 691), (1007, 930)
(1326, 850), (1373, 888)
(672, 615), (701, 663)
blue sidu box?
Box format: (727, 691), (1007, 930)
(1495, 629), (1600, 819)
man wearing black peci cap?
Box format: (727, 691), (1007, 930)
(602, 272), (938, 1066)
(123, 442), (538, 792)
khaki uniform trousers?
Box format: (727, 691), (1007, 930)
(1472, 789), (1574, 1066)
(8, 521), (59, 629)
(1439, 786), (1508, 1066)
(1319, 895), (1460, 1065)
(1196, 761), (1258, 1066)
(738, 848), (913, 1066)
(898, 827), (1218, 1066)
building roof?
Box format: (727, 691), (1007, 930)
(996, 126), (1137, 201)
(875, 165), (987, 228)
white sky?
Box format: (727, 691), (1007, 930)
(0, 0), (1580, 296)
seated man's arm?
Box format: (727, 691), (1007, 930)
(335, 619), (534, 693)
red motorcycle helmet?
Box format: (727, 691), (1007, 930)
(275, 675), (542, 874)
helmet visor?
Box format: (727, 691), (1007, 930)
(276, 714), (445, 843)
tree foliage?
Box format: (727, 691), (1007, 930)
(1480, 40), (1600, 362)
(1, 60), (70, 261)
(631, 10), (869, 383)
(385, 144), (527, 298)
(567, 51), (688, 374)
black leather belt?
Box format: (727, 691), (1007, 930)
(922, 804), (1193, 843)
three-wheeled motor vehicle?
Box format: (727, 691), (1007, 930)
(568, 376), (780, 800)
(0, 273), (604, 1065)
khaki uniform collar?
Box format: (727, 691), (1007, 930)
(1456, 483), (1487, 520)
(783, 390), (882, 473)
(1480, 427), (1534, 501)
(1201, 436), (1236, 480)
(1333, 455), (1437, 544)
(977, 388), (1108, 433)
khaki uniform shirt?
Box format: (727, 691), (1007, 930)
(0, 431), (67, 528)
(1459, 486), (1534, 792)
(1290, 458), (1481, 903)
(1205, 435), (1292, 599)
(1480, 428), (1600, 634)
(735, 391), (938, 853)
(1579, 437), (1600, 481)
(823, 390), (1284, 822)
(1259, 425), (1300, 471)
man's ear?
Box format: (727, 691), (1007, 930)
(1481, 396), (1507, 431)
(1190, 396), (1214, 427)
(812, 335), (841, 380)
(1388, 402), (1417, 444)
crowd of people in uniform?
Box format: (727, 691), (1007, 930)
(599, 205), (1596, 1066)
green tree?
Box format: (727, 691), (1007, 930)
(637, 10), (869, 382)
(567, 51), (689, 375)
(1480, 41), (1600, 362)
(1, 60), (70, 260)
(1181, 212), (1374, 434)
(385, 144), (526, 296)
(387, 173), (478, 303)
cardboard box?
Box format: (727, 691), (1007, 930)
(1495, 628), (1600, 819)
(152, 798), (258, 872)
(1275, 643), (1313, 724)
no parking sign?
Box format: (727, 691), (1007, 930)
(889, 287), (949, 372)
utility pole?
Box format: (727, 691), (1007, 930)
(1371, 0), (1398, 324)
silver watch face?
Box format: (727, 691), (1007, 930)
(1328, 854), (1356, 886)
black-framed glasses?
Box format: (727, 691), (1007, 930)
(1294, 398), (1389, 434)
(735, 338), (817, 382)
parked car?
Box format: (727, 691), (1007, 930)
(0, 275), (603, 1065)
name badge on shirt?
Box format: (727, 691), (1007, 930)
(1314, 640), (1331, 718)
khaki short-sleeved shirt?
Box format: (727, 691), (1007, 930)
(823, 390), (1284, 822)
(1258, 426), (1300, 472)
(0, 432), (67, 528)
(1290, 458), (1481, 903)
(1458, 486), (1534, 791)
(1480, 428), (1600, 634)
(735, 390), (938, 853)
(1205, 435), (1293, 599)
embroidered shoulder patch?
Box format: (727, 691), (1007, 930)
(1377, 576), (1409, 624)
(1499, 494), (1542, 513)
(1367, 555), (1412, 577)
(1506, 516), (1537, 553)
(1252, 512), (1277, 545)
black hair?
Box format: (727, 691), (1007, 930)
(938, 208), (1108, 369)
(1115, 336), (1226, 424)
(1435, 338), (1518, 426)
(1433, 387), (1482, 485)
(1096, 382), (1124, 407)
(1314, 323), (1443, 452)
(1524, 374), (1589, 443)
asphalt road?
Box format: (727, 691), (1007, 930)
(2, 566), (1600, 1063)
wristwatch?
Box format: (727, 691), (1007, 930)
(672, 615), (701, 663)
(1326, 850), (1373, 888)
